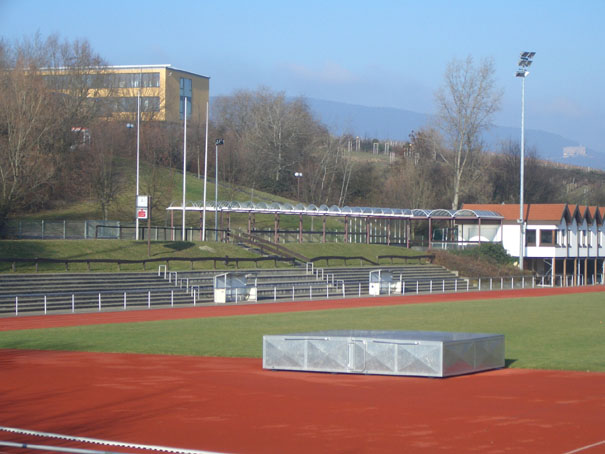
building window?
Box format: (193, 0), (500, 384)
(104, 72), (160, 89)
(180, 78), (192, 120)
(144, 97), (161, 112)
(559, 229), (568, 247)
(540, 229), (555, 246)
(140, 73), (160, 88)
(526, 229), (536, 246)
(44, 72), (160, 89)
(94, 96), (161, 113)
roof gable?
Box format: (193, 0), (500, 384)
(598, 207), (605, 225)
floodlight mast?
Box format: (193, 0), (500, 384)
(135, 75), (141, 241)
(294, 172), (303, 199)
(516, 51), (535, 270)
(182, 100), (188, 241)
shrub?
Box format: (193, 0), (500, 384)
(453, 243), (515, 265)
(431, 244), (524, 278)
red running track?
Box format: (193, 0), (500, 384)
(1, 285), (604, 331)
(1, 287), (604, 453)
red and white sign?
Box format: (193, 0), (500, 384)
(137, 208), (148, 220)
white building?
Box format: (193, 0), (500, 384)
(461, 203), (604, 284)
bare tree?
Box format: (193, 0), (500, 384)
(303, 134), (353, 205)
(139, 122), (179, 211)
(86, 122), (124, 219)
(213, 87), (329, 197)
(0, 42), (59, 222)
(435, 56), (502, 209)
(490, 140), (562, 204)
(0, 34), (106, 225)
(383, 128), (449, 209)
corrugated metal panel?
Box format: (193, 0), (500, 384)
(263, 330), (505, 378)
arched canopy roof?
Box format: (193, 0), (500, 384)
(168, 201), (503, 221)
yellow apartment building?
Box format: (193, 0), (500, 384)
(43, 64), (210, 124)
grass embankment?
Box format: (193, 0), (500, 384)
(12, 158), (346, 231)
(0, 240), (261, 272)
(281, 243), (427, 266)
(0, 292), (603, 372)
(0, 239), (425, 273)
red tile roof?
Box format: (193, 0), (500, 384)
(462, 204), (569, 222)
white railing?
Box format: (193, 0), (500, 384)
(4, 288), (196, 316)
(6, 272), (602, 317)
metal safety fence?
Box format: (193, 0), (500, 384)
(2, 269), (602, 317)
(2, 219), (227, 241)
(1, 288), (197, 316)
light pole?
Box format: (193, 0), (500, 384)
(214, 139), (224, 241)
(294, 172), (303, 200)
(136, 93), (140, 240)
(202, 102), (209, 241)
(182, 99), (188, 241)
(516, 51), (535, 270)
(127, 93), (141, 240)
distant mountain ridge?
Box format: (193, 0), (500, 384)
(210, 96), (605, 170)
(305, 98), (605, 170)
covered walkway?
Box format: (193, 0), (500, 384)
(166, 201), (503, 246)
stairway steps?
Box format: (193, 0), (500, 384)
(0, 264), (468, 315)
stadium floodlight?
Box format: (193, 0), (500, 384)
(294, 172), (303, 199)
(516, 51), (535, 270)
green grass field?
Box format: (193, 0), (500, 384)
(0, 240), (424, 273)
(1, 292), (603, 372)
(0, 239), (264, 272)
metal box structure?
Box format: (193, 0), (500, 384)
(368, 270), (402, 296)
(263, 330), (505, 378)
(213, 272), (257, 303)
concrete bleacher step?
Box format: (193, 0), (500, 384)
(0, 272), (195, 314)
(0, 273), (166, 293)
(0, 263), (469, 315)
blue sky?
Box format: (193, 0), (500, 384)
(1, 0), (604, 152)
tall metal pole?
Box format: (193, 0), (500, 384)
(294, 172), (303, 199)
(202, 102), (209, 241)
(182, 100), (187, 241)
(519, 75), (526, 270)
(215, 141), (219, 241)
(135, 91), (141, 240)
(516, 51), (535, 270)
(213, 139), (224, 241)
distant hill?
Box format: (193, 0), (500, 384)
(305, 98), (429, 141)
(304, 98), (605, 170)
(210, 96), (605, 170)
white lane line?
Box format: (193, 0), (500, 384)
(562, 440), (605, 454)
(0, 426), (230, 454)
